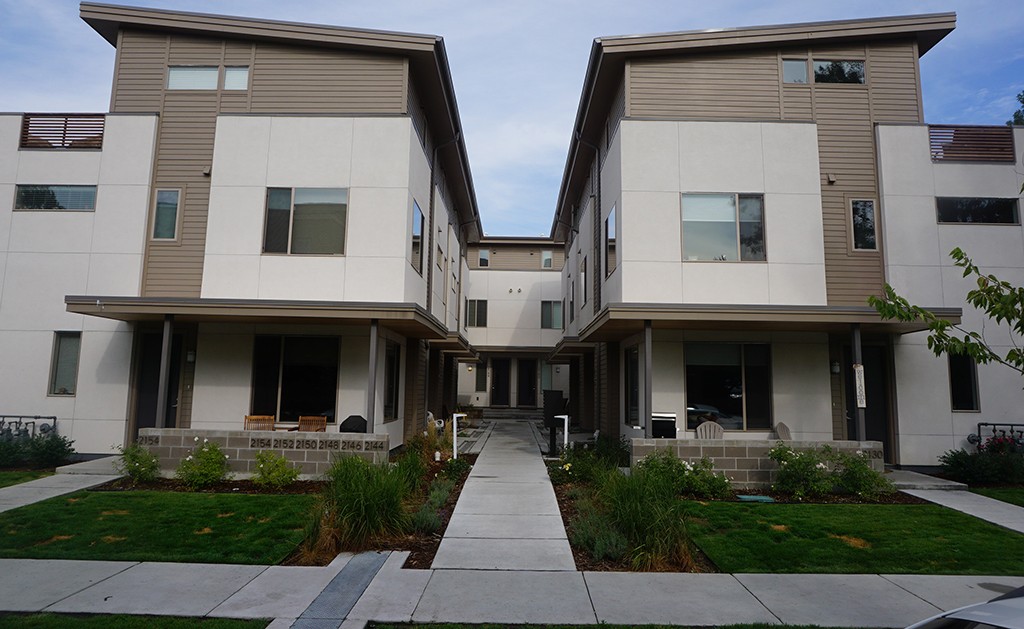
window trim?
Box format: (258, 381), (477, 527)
(411, 201), (425, 274)
(811, 59), (867, 85)
(684, 342), (774, 432)
(150, 188), (183, 242)
(541, 300), (563, 330)
(948, 354), (981, 413)
(166, 65), (219, 90)
(14, 184), (97, 212)
(849, 197), (879, 252)
(262, 187), (349, 256)
(782, 58), (810, 85)
(466, 299), (487, 328)
(541, 250), (553, 269)
(580, 255), (588, 305)
(605, 205), (617, 277)
(681, 192), (767, 262)
(936, 197), (1021, 226)
(48, 331), (82, 397)
(222, 66), (250, 91)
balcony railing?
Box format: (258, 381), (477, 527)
(929, 124), (1016, 163)
(19, 113), (105, 149)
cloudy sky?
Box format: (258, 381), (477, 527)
(1, 1), (1021, 236)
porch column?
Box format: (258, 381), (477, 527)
(644, 319), (653, 439)
(851, 323), (866, 440)
(155, 314), (174, 429)
(367, 319), (379, 432)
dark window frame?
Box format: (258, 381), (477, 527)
(411, 201), (424, 274)
(949, 354), (980, 412)
(850, 198), (878, 251)
(684, 342), (773, 431)
(250, 335), (340, 424)
(262, 187), (348, 256)
(605, 206), (617, 277)
(936, 197), (1020, 225)
(681, 193), (766, 262)
(541, 300), (563, 329)
(466, 299), (488, 327)
(14, 184), (97, 212)
(383, 339), (401, 422)
(48, 331), (81, 396)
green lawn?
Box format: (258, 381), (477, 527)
(972, 487), (1024, 507)
(0, 614), (267, 629)
(370, 625), (874, 629)
(0, 490), (315, 564)
(683, 501), (1024, 574)
(0, 470), (53, 489)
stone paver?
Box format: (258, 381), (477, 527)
(882, 574), (1024, 611)
(735, 573), (942, 628)
(46, 561), (267, 616)
(347, 552), (430, 624)
(0, 559), (135, 612)
(585, 572), (779, 626)
(210, 561), (350, 619)
(0, 473), (120, 514)
(904, 488), (1024, 534)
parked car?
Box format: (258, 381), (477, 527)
(905, 586), (1024, 629)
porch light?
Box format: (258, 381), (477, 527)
(831, 361), (841, 374)
(467, 365), (473, 372)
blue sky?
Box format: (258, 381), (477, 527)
(1, 1), (1021, 237)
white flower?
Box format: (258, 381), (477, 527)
(194, 436), (199, 442)
(203, 438), (209, 444)
(186, 456), (193, 461)
(816, 462), (827, 470)
(224, 455), (229, 459)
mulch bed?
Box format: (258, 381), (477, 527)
(93, 477), (326, 494)
(732, 488), (928, 504)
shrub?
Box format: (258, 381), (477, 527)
(831, 450), (894, 499)
(634, 451), (732, 500)
(175, 438), (232, 490)
(393, 451), (427, 493)
(593, 434), (631, 468)
(252, 450), (300, 489)
(0, 440), (26, 469)
(115, 442), (160, 484)
(940, 448), (1024, 485)
(25, 434), (75, 468)
(768, 443), (832, 499)
(568, 498), (628, 562)
(426, 479), (454, 510)
(440, 456), (471, 481)
(411, 505), (442, 533)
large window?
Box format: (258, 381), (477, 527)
(813, 60), (865, 84)
(49, 332), (81, 396)
(383, 340), (401, 421)
(411, 202), (424, 274)
(251, 336), (339, 424)
(167, 66), (218, 90)
(949, 354), (980, 412)
(264, 188), (347, 255)
(937, 198), (1019, 225)
(851, 199), (877, 250)
(685, 343), (771, 430)
(541, 300), (563, 329)
(465, 299), (487, 327)
(152, 189), (180, 240)
(15, 185), (96, 211)
(682, 193), (765, 261)
(605, 206), (617, 276)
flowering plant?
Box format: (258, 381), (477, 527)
(252, 450), (299, 489)
(114, 442), (160, 484)
(767, 443), (833, 499)
(978, 434), (1023, 455)
(175, 438), (232, 490)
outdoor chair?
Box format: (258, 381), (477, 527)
(292, 415), (327, 432)
(774, 421), (792, 441)
(695, 420), (724, 439)
(244, 415), (276, 431)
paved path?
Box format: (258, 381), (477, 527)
(904, 488), (1024, 534)
(0, 472), (119, 514)
(432, 420), (575, 570)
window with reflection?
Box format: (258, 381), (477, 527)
(605, 206), (617, 276)
(411, 202), (424, 273)
(685, 343), (771, 430)
(783, 59), (808, 84)
(936, 198), (1019, 224)
(682, 193), (765, 261)
(264, 188), (347, 254)
(813, 60), (865, 84)
(851, 199), (877, 250)
(251, 336), (339, 424)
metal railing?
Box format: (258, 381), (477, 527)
(19, 113), (105, 149)
(929, 124), (1016, 163)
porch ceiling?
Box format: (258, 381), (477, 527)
(65, 295), (448, 339)
(578, 303), (962, 342)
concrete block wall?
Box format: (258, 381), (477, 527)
(630, 438), (884, 489)
(139, 428), (389, 478)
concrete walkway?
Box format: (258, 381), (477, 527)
(905, 488), (1024, 534)
(432, 420), (575, 570)
(0, 471), (120, 514)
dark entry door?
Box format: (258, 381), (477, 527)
(517, 359), (537, 407)
(135, 333), (183, 433)
(491, 358), (511, 406)
(844, 345), (892, 461)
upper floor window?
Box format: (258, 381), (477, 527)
(465, 299), (487, 327)
(783, 59), (808, 84)
(568, 278), (575, 323)
(936, 197), (1020, 225)
(479, 248), (490, 267)
(411, 202), (424, 274)
(263, 188), (348, 255)
(541, 300), (563, 329)
(541, 250), (553, 269)
(813, 60), (865, 84)
(49, 331), (81, 396)
(605, 206), (617, 276)
(949, 354), (979, 412)
(682, 193), (765, 261)
(152, 189), (180, 240)
(580, 256), (588, 304)
(15, 185), (96, 211)
(223, 67), (250, 90)
(167, 66), (218, 90)
(851, 199), (877, 250)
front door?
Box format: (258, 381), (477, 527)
(134, 332), (183, 435)
(844, 345), (893, 462)
(491, 358), (511, 406)
(517, 358), (538, 407)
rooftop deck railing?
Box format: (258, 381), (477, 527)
(19, 113), (105, 149)
(929, 124), (1016, 163)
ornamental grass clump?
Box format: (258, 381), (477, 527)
(252, 450), (300, 489)
(115, 442), (160, 484)
(175, 437), (232, 490)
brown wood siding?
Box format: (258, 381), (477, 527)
(868, 43), (922, 123)
(249, 44), (405, 114)
(629, 52), (781, 119)
(403, 338), (428, 443)
(111, 31), (167, 112)
(468, 245), (565, 271)
(177, 324), (198, 429)
(782, 85), (813, 120)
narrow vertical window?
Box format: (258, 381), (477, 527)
(541, 250), (553, 269)
(605, 206), (617, 276)
(152, 189), (180, 240)
(949, 354), (980, 411)
(49, 332), (81, 396)
(851, 199), (877, 250)
(475, 362), (487, 392)
(411, 202), (424, 274)
(581, 256), (588, 304)
(479, 248), (490, 267)
(626, 346), (640, 425)
(569, 278), (575, 323)
(384, 340), (401, 421)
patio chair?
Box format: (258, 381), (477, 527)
(695, 420), (724, 439)
(293, 415), (327, 432)
(244, 415), (276, 431)
(774, 421), (792, 441)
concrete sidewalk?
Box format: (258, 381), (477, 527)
(0, 471), (120, 514)
(905, 488), (1024, 534)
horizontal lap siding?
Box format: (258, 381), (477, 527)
(469, 245), (565, 271)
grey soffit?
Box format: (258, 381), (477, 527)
(550, 12), (957, 240)
(64, 295), (448, 338)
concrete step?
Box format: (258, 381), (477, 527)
(888, 469), (967, 490)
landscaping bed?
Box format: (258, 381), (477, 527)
(94, 477), (325, 495)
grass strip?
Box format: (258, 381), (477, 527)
(0, 490), (314, 564)
(0, 613), (268, 628)
(369, 624), (878, 629)
(683, 501), (1024, 574)
(0, 470), (53, 489)
(971, 487), (1024, 507)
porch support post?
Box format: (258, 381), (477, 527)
(644, 319), (653, 439)
(367, 319), (379, 431)
(851, 323), (866, 441)
(155, 314), (174, 429)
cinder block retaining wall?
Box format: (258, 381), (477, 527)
(630, 439), (884, 489)
(139, 428), (390, 478)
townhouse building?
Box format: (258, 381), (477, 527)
(1, 4), (1020, 469)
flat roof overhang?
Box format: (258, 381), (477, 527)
(65, 295), (448, 339)
(577, 303), (962, 343)
(431, 332), (477, 360)
(548, 337), (595, 362)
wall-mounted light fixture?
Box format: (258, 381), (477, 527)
(830, 361), (841, 374)
(467, 365), (473, 372)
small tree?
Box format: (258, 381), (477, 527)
(869, 247), (1024, 377)
(1007, 90), (1024, 127)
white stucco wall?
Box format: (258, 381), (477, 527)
(0, 114), (157, 453)
(878, 124), (1024, 465)
(616, 120), (826, 306)
(463, 269), (564, 348)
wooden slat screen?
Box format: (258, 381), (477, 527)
(929, 125), (1015, 163)
(20, 114), (105, 149)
